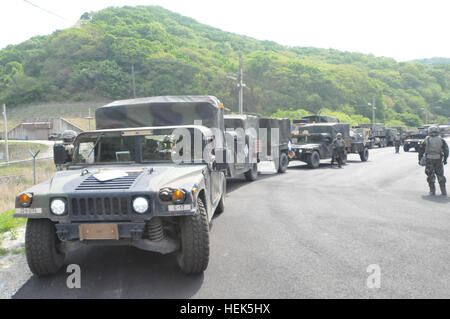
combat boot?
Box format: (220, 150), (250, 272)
(429, 183), (436, 196)
(440, 183), (447, 196)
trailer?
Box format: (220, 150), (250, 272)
(258, 117), (291, 173)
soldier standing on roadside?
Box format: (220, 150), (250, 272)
(418, 126), (448, 196)
(331, 133), (346, 168)
(394, 133), (402, 154)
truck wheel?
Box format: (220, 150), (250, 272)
(307, 151), (320, 169)
(244, 163), (258, 181)
(278, 153), (289, 173)
(177, 197), (210, 275)
(404, 146), (409, 152)
(359, 148), (369, 162)
(25, 219), (65, 277)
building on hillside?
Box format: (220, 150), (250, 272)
(7, 118), (84, 140)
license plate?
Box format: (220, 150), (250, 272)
(79, 224), (119, 241)
(168, 205), (192, 212)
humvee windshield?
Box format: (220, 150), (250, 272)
(73, 129), (210, 165)
(408, 134), (426, 140)
(293, 133), (329, 144)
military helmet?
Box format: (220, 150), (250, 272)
(428, 126), (440, 136)
(337, 133), (343, 138)
(61, 130), (77, 142)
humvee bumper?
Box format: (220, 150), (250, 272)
(55, 222), (180, 255)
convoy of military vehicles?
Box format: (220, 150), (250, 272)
(12, 95), (447, 276)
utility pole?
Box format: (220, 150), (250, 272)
(131, 64), (136, 99)
(372, 97), (376, 124)
(425, 104), (429, 125)
(2, 104), (9, 163)
(238, 55), (246, 115)
(84, 108), (93, 131)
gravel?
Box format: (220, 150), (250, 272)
(0, 227), (32, 299)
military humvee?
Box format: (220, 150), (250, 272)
(259, 117), (291, 173)
(224, 115), (260, 181)
(14, 96), (229, 276)
(290, 123), (369, 168)
(404, 133), (427, 152)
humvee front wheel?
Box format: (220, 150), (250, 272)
(244, 163), (258, 181)
(177, 197), (210, 275)
(359, 148), (369, 162)
(278, 152), (289, 173)
(25, 219), (65, 276)
(404, 146), (410, 152)
(307, 151), (320, 169)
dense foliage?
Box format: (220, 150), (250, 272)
(0, 5), (449, 126)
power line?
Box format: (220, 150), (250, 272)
(23, 0), (68, 21)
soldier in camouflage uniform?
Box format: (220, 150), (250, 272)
(394, 133), (402, 154)
(418, 126), (449, 196)
(331, 133), (346, 168)
(55, 130), (77, 170)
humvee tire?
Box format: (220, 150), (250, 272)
(359, 148), (369, 162)
(25, 219), (65, 276)
(244, 163), (258, 181)
(307, 151), (320, 169)
(177, 197), (210, 275)
(404, 146), (410, 152)
(278, 152), (289, 173)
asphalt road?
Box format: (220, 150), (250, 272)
(13, 143), (449, 299)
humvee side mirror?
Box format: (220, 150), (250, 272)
(53, 144), (68, 165)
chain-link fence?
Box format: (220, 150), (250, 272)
(0, 158), (55, 214)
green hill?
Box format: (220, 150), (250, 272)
(0, 5), (449, 127)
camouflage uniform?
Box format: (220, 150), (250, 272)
(55, 130), (77, 170)
(418, 127), (449, 196)
(331, 134), (346, 168)
(394, 134), (402, 154)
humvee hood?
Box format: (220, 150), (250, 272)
(48, 164), (207, 194)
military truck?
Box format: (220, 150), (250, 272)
(290, 123), (369, 169)
(224, 115), (259, 181)
(293, 115), (340, 125)
(385, 128), (398, 146)
(258, 117), (291, 173)
(355, 123), (387, 148)
(14, 96), (231, 276)
(389, 126), (407, 142)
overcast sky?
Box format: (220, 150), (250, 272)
(0, 0), (449, 61)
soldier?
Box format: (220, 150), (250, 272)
(418, 126), (449, 196)
(331, 133), (346, 168)
(54, 130), (77, 170)
(394, 133), (402, 154)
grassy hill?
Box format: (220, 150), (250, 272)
(0, 5), (449, 127)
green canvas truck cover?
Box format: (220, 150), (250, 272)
(96, 96), (223, 130)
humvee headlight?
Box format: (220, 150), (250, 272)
(50, 199), (67, 216)
(172, 189), (186, 204)
(133, 197), (149, 214)
(18, 193), (33, 207)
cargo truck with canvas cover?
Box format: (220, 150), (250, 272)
(290, 123), (368, 169)
(224, 115), (260, 181)
(355, 123), (387, 148)
(14, 96), (230, 276)
(258, 117), (291, 173)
